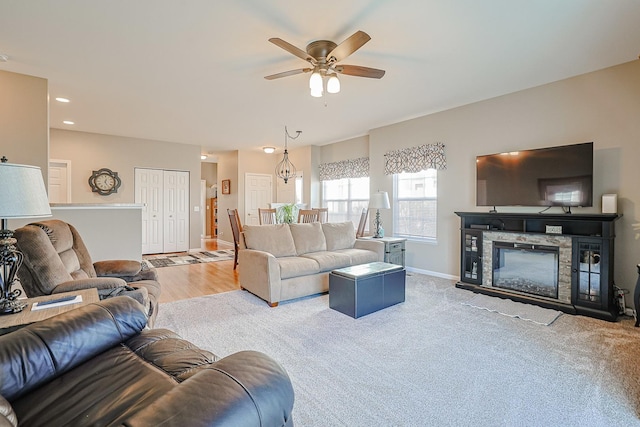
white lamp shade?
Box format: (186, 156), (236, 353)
(369, 191), (390, 209)
(310, 87), (323, 98)
(309, 70), (323, 91)
(0, 163), (52, 219)
(327, 75), (340, 94)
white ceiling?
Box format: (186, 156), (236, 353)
(1, 1), (639, 156)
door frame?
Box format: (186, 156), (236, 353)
(48, 159), (72, 203)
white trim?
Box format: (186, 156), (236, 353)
(49, 159), (72, 203)
(406, 266), (458, 281)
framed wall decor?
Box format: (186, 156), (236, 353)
(221, 179), (230, 194)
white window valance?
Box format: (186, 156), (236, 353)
(319, 157), (369, 181)
(384, 142), (446, 175)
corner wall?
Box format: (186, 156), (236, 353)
(367, 60), (640, 295)
(0, 70), (48, 176)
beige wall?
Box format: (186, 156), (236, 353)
(50, 129), (203, 250)
(320, 135), (369, 164)
(356, 59), (640, 296)
(0, 70), (48, 177)
(215, 150), (239, 245)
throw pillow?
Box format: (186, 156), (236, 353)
(290, 222), (327, 255)
(322, 222), (356, 251)
(243, 224), (297, 257)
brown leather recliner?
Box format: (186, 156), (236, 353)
(14, 219), (161, 327)
(0, 297), (295, 426)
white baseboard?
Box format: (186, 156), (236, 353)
(406, 266), (459, 281)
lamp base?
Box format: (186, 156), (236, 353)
(0, 298), (27, 315)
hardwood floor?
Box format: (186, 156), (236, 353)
(155, 239), (241, 304)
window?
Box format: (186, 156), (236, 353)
(322, 177), (370, 229)
(393, 169), (437, 240)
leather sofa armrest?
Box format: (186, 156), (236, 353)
(0, 395), (17, 427)
(0, 297), (147, 401)
(354, 238), (385, 261)
(52, 277), (128, 293)
(120, 351), (294, 427)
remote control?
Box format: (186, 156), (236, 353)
(36, 295), (77, 306)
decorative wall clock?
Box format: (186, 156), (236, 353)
(88, 168), (121, 195)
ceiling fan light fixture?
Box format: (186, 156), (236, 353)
(327, 74), (340, 94)
(310, 87), (323, 98)
(309, 70), (323, 92)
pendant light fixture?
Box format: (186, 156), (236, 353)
(275, 126), (302, 184)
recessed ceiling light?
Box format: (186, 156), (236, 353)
(200, 154), (207, 160)
(55, 97), (70, 103)
(63, 120), (75, 125)
(263, 147), (276, 154)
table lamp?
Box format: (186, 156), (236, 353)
(0, 159), (52, 314)
(369, 191), (390, 238)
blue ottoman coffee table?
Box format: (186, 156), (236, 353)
(329, 261), (406, 318)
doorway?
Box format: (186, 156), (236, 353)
(244, 173), (273, 225)
(48, 159), (72, 203)
(135, 168), (190, 254)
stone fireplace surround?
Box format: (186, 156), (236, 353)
(482, 231), (572, 304)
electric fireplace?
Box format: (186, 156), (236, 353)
(492, 241), (559, 299)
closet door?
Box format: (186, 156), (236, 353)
(135, 168), (163, 254)
(163, 170), (189, 253)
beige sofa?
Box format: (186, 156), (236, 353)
(239, 221), (384, 306)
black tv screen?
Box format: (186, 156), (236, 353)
(476, 142), (593, 207)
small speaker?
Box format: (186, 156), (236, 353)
(602, 194), (617, 214)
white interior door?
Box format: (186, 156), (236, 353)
(244, 173), (272, 225)
(135, 168), (164, 254)
(48, 159), (71, 203)
(174, 171), (189, 251)
(163, 171), (178, 253)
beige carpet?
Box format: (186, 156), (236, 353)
(462, 293), (563, 325)
(156, 273), (640, 426)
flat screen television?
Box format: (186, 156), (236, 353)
(476, 142), (593, 208)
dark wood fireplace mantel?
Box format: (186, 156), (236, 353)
(455, 211), (621, 321)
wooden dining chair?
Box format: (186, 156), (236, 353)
(297, 209), (319, 223)
(356, 208), (369, 238)
(227, 208), (242, 269)
(313, 207), (329, 223)
(258, 208), (277, 225)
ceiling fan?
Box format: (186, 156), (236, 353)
(264, 30), (385, 97)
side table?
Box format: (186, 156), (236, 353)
(371, 236), (406, 266)
(0, 288), (100, 334)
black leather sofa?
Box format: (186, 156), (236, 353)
(0, 297), (294, 426)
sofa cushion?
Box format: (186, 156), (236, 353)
(277, 257), (320, 280)
(322, 222), (356, 251)
(243, 224), (297, 258)
(334, 248), (380, 265)
(289, 222), (327, 255)
(300, 251), (352, 272)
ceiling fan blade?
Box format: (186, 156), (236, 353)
(268, 38), (316, 64)
(335, 65), (385, 79)
(326, 31), (371, 63)
(264, 68), (312, 80)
